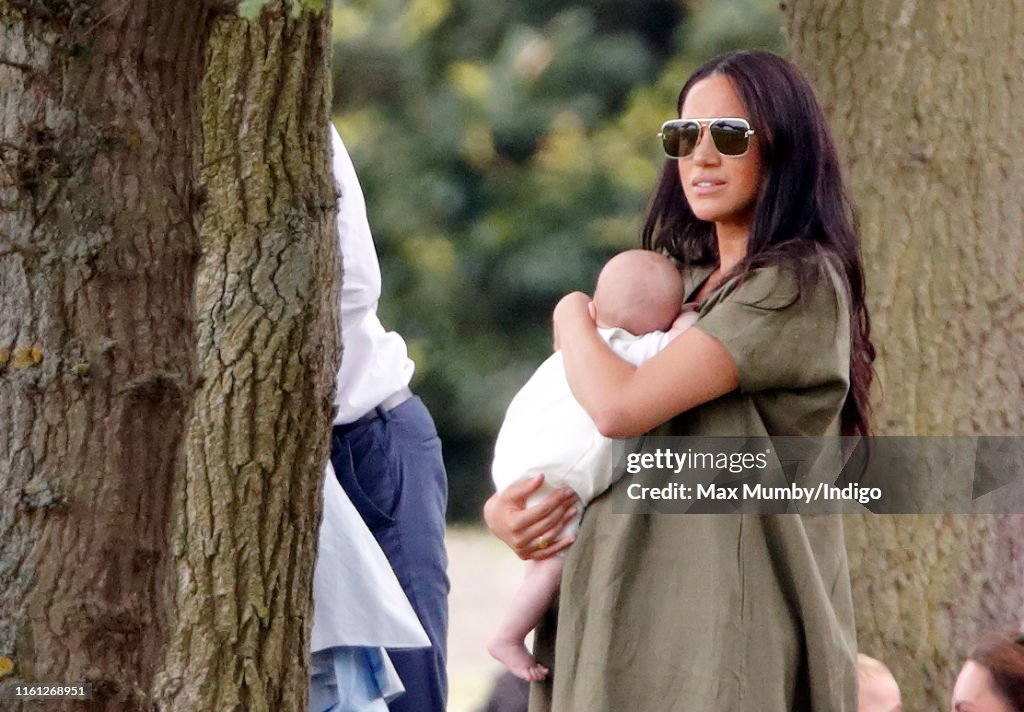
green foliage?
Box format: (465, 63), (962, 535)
(333, 0), (785, 521)
(239, 0), (324, 20)
(682, 0), (787, 56)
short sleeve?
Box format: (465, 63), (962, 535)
(692, 262), (850, 393)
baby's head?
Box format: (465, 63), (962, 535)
(857, 654), (901, 712)
(592, 250), (684, 334)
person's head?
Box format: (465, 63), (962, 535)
(641, 50), (875, 437)
(857, 654), (902, 712)
(673, 73), (763, 237)
(951, 632), (1024, 712)
(643, 50), (849, 262)
(592, 250), (684, 334)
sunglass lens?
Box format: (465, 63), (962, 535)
(662, 121), (700, 158)
(709, 119), (750, 156)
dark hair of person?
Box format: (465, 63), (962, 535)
(641, 50), (875, 436)
(967, 631), (1024, 710)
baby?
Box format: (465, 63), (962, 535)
(488, 249), (698, 681)
(857, 654), (901, 712)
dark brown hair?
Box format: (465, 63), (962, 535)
(641, 50), (875, 436)
(967, 631), (1024, 710)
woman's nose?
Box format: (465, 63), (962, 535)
(692, 127), (720, 165)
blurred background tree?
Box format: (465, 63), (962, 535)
(331, 0), (784, 521)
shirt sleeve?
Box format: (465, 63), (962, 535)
(330, 124), (382, 315)
(692, 262), (851, 393)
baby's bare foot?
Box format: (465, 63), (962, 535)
(487, 636), (549, 682)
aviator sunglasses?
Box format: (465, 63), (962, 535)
(659, 117), (756, 158)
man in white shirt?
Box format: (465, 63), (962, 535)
(326, 125), (449, 712)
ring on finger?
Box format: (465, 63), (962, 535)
(537, 536), (549, 549)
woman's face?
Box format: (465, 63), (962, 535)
(677, 73), (763, 235)
(950, 661), (1014, 712)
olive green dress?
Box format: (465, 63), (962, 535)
(529, 261), (858, 712)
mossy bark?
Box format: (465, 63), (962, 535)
(0, 1), (209, 709)
(785, 2), (1024, 708)
(154, 5), (336, 711)
(0, 1), (336, 710)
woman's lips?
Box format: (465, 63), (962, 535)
(692, 178), (726, 196)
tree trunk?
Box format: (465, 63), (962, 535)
(784, 1), (1024, 708)
(0, 2), (209, 708)
(154, 6), (336, 711)
(0, 2), (335, 710)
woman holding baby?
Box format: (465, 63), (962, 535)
(484, 50), (875, 712)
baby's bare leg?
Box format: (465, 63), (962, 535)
(487, 556), (564, 682)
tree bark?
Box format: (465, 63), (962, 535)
(0, 2), (335, 710)
(154, 6), (336, 711)
(0, 2), (209, 708)
(784, 1), (1024, 708)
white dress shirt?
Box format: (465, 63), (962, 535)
(329, 126), (414, 425)
(310, 462), (429, 651)
(309, 127), (429, 654)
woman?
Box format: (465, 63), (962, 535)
(951, 632), (1024, 712)
(484, 50), (874, 712)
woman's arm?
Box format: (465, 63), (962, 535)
(554, 291), (740, 437)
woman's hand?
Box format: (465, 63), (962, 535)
(483, 475), (579, 560)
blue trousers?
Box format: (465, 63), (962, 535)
(331, 397), (449, 712)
